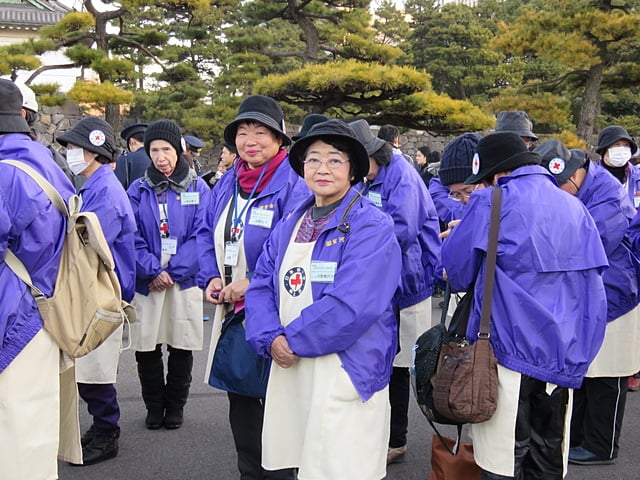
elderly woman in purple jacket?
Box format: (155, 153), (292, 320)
(56, 116), (137, 466)
(349, 119), (441, 464)
(0, 79), (76, 479)
(538, 139), (640, 466)
(245, 119), (401, 480)
(127, 119), (211, 432)
(196, 95), (307, 480)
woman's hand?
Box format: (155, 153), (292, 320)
(439, 219), (461, 240)
(205, 277), (224, 304)
(270, 335), (299, 369)
(218, 278), (250, 304)
(149, 271), (174, 292)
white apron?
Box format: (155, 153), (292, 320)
(587, 305), (640, 378)
(130, 253), (203, 352)
(262, 223), (389, 480)
(203, 196), (252, 382)
(75, 324), (123, 383)
(395, 297), (431, 367)
(0, 328), (81, 478)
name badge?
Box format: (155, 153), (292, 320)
(248, 208), (274, 228)
(310, 261), (337, 283)
(368, 191), (382, 207)
(161, 237), (178, 255)
(224, 241), (240, 266)
(181, 192), (200, 206)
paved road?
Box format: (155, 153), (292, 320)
(58, 302), (640, 479)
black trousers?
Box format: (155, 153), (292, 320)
(227, 392), (296, 480)
(388, 366), (410, 448)
(571, 376), (628, 459)
(481, 374), (569, 480)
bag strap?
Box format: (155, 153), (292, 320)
(426, 414), (463, 456)
(439, 282), (451, 327)
(478, 186), (502, 338)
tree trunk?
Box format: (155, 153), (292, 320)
(105, 104), (120, 133)
(577, 63), (603, 144)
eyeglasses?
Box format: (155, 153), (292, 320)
(303, 158), (348, 170)
(447, 188), (476, 202)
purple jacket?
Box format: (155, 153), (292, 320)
(245, 188), (402, 401)
(429, 177), (466, 223)
(362, 153), (441, 309)
(0, 133), (75, 373)
(442, 166), (608, 388)
(127, 175), (211, 295)
(576, 161), (639, 321)
(79, 164), (137, 302)
(197, 154), (309, 288)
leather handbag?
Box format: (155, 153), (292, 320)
(429, 434), (481, 480)
(433, 186), (501, 424)
(208, 309), (271, 398)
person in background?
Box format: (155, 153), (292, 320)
(245, 119), (402, 480)
(350, 118), (441, 465)
(115, 122), (151, 190)
(197, 95), (307, 480)
(291, 113), (329, 142)
(128, 119), (211, 431)
(184, 134), (206, 175)
(595, 126), (640, 208)
(56, 117), (137, 466)
(537, 139), (640, 466)
(378, 124), (415, 167)
(415, 145), (433, 186)
(429, 133), (482, 225)
(215, 142), (238, 182)
(0, 78), (76, 479)
(494, 110), (538, 150)
(441, 132), (608, 479)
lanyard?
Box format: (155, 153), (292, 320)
(158, 192), (170, 237)
(231, 164), (268, 241)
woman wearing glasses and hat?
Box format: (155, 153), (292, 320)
(197, 95), (308, 479)
(245, 119), (401, 479)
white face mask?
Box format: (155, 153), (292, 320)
(606, 146), (632, 168)
(66, 147), (88, 175)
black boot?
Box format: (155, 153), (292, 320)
(136, 345), (165, 429)
(164, 346), (193, 429)
(71, 432), (119, 466)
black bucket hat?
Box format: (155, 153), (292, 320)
(595, 125), (638, 155)
(288, 119), (369, 185)
(348, 119), (386, 156)
(57, 116), (118, 161)
(495, 111), (538, 140)
(465, 132), (540, 185)
(535, 139), (586, 185)
(224, 95), (291, 147)
(0, 79), (31, 134)
(292, 114), (329, 141)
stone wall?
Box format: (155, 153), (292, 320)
(34, 102), (84, 150)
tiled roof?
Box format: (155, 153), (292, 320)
(0, 1), (69, 30)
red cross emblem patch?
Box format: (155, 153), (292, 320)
(284, 267), (306, 297)
(89, 129), (106, 147)
(471, 153), (480, 175)
(548, 157), (565, 175)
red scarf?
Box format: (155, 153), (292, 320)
(236, 149), (287, 194)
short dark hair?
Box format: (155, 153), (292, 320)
(130, 132), (145, 143)
(378, 125), (400, 143)
(418, 146), (431, 158)
(370, 142), (393, 167)
(304, 136), (360, 181)
(223, 142), (238, 155)
(427, 151), (440, 164)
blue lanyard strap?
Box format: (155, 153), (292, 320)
(232, 163), (268, 237)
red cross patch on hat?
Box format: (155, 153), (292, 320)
(284, 267), (306, 297)
(549, 157), (565, 175)
(89, 129), (106, 147)
(471, 153), (480, 175)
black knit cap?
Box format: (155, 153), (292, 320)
(595, 125), (638, 155)
(292, 114), (329, 141)
(438, 132), (482, 186)
(535, 139), (586, 185)
(465, 132), (540, 185)
(288, 119), (369, 185)
(144, 119), (185, 157)
(57, 116), (118, 161)
(224, 95), (291, 147)
(0, 79), (31, 134)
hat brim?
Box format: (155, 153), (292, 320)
(595, 137), (638, 156)
(289, 133), (369, 185)
(224, 112), (292, 147)
(465, 151), (540, 184)
(0, 114), (31, 135)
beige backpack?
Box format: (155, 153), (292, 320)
(2, 160), (135, 358)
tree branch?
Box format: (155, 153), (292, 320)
(517, 70), (589, 93)
(108, 35), (169, 72)
(25, 63), (76, 83)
